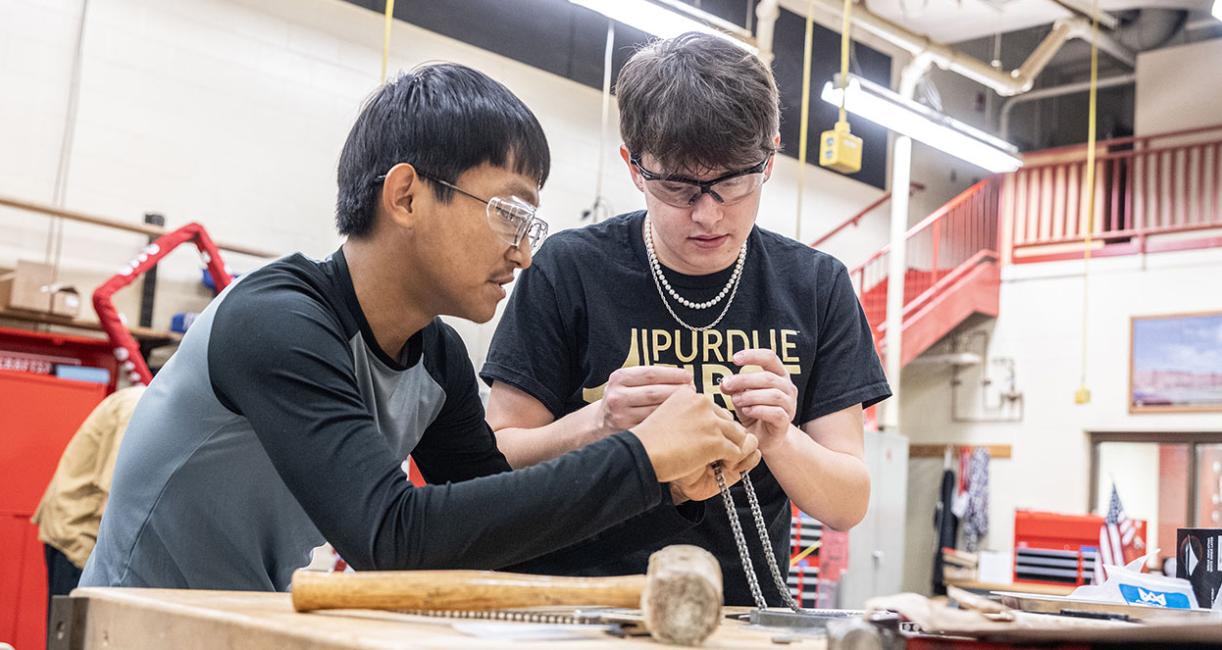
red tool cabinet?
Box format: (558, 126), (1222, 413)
(1, 327), (113, 649)
(1013, 509), (1147, 587)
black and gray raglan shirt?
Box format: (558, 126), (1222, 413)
(80, 248), (700, 591)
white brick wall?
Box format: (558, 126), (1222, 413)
(0, 0), (885, 369)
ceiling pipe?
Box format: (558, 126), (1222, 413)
(799, 0), (1136, 96)
(755, 0), (782, 64)
(1057, 15), (1138, 67)
(998, 73), (1136, 140)
(1049, 0), (1119, 30)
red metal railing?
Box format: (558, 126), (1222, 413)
(825, 123), (1222, 340)
(808, 182), (925, 250)
(850, 178), (1002, 336)
(1007, 123), (1222, 263)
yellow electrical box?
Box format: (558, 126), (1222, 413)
(819, 121), (862, 174)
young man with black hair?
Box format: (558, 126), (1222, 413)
(483, 34), (891, 606)
(81, 63), (759, 591)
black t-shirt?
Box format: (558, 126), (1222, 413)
(482, 211), (891, 606)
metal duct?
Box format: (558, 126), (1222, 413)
(1112, 8), (1187, 51)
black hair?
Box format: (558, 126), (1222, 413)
(335, 63), (550, 237)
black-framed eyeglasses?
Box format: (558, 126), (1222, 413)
(629, 152), (772, 208)
(374, 169), (548, 252)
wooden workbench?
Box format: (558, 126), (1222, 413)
(55, 588), (827, 649)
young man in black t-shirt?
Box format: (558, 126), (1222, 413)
(483, 34), (891, 606)
(81, 63), (760, 591)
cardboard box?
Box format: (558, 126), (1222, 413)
(1177, 528), (1222, 609)
(0, 260), (80, 319)
(51, 287), (81, 318)
(0, 260), (54, 312)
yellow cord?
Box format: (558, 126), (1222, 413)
(790, 541), (822, 567)
(1077, 0), (1099, 403)
(381, 0), (396, 83)
(839, 0), (852, 124)
(795, 0), (815, 240)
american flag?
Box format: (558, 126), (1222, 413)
(1093, 483), (1143, 583)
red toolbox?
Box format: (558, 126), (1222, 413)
(1, 327), (113, 648)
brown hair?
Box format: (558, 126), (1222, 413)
(616, 32), (780, 174)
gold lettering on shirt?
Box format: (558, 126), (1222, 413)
(583, 328), (643, 403)
(726, 330), (750, 358)
(675, 330), (698, 364)
(582, 328), (803, 412)
(781, 329), (800, 363)
(702, 329), (724, 362)
(651, 329), (673, 358)
(701, 364), (734, 406)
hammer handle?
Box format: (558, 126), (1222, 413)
(291, 569), (647, 612)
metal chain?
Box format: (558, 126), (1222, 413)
(741, 472), (805, 611)
(714, 464), (808, 612)
(713, 462), (768, 610)
(399, 609), (583, 624)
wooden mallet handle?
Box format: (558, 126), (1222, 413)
(291, 545), (722, 646)
(291, 570), (647, 612)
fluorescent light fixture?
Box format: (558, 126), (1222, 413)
(568, 0), (756, 53)
(821, 74), (1023, 173)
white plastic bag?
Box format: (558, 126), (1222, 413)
(1070, 552), (1198, 609)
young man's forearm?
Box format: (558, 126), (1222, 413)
(762, 425), (870, 531)
(494, 402), (605, 468)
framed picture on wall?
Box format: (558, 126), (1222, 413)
(1130, 311), (1222, 413)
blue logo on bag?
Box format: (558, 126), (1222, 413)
(1118, 584), (1192, 609)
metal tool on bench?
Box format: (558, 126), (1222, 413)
(381, 606), (652, 638)
(994, 590), (1222, 623)
(292, 544), (722, 646)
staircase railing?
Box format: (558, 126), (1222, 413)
(1007, 123), (1222, 263)
(850, 178), (1002, 335)
(808, 182), (925, 250)
(831, 123), (1222, 337)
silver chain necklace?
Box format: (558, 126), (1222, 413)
(646, 221), (748, 311)
(643, 219), (746, 332)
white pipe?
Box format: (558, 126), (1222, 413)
(1012, 19), (1078, 86)
(880, 55), (931, 431)
(1049, 0), (1118, 30)
(798, 0), (1135, 96)
(999, 73), (1135, 140)
(1058, 16), (1136, 69)
(755, 0), (782, 64)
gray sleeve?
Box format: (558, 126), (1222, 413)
(208, 288), (666, 571)
(413, 322), (513, 484)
